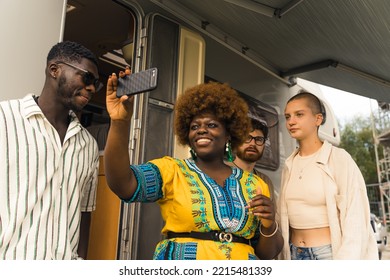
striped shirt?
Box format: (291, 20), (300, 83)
(0, 94), (99, 259)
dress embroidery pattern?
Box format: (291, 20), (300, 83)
(183, 159), (248, 233)
(154, 241), (197, 260)
(129, 163), (162, 202)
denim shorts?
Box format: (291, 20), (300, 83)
(290, 243), (333, 260)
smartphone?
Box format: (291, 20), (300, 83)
(116, 67), (158, 98)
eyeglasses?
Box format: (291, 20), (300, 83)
(244, 135), (267, 146)
(56, 61), (103, 92)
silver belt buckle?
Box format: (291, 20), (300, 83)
(218, 232), (233, 243)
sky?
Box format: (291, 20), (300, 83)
(319, 84), (376, 125)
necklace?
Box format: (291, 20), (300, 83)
(296, 153), (317, 180)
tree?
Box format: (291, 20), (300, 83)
(339, 116), (379, 184)
(338, 115), (385, 214)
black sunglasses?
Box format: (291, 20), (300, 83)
(244, 135), (267, 146)
(56, 61), (103, 92)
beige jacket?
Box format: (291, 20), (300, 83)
(278, 140), (378, 259)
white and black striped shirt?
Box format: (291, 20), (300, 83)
(0, 95), (99, 259)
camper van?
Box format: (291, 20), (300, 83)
(7, 0), (390, 260)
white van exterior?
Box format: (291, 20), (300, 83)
(0, 0), (341, 259)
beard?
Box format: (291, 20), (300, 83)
(57, 76), (83, 112)
(235, 148), (263, 163)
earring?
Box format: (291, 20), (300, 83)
(190, 148), (197, 160)
(225, 141), (234, 162)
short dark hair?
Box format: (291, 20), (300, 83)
(287, 91), (326, 125)
(251, 118), (268, 139)
(47, 41), (98, 66)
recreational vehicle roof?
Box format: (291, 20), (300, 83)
(142, 0), (390, 103)
(62, 0), (390, 103)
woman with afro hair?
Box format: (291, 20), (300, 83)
(104, 70), (283, 260)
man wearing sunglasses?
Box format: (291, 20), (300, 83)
(232, 118), (275, 199)
(0, 41), (100, 259)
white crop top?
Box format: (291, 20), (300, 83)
(285, 153), (329, 229)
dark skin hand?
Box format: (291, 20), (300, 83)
(247, 193), (274, 225)
(247, 191), (283, 259)
(104, 67), (139, 200)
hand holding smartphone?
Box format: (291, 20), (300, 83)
(116, 67), (158, 98)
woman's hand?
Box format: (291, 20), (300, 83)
(249, 194), (283, 259)
(106, 67), (134, 122)
(247, 194), (275, 228)
(104, 67), (137, 200)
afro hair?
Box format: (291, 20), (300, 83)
(174, 81), (250, 150)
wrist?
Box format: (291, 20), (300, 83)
(110, 119), (131, 127)
(260, 221), (278, 238)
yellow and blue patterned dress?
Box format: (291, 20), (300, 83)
(127, 156), (270, 260)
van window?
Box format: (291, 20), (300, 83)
(240, 93), (279, 171)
